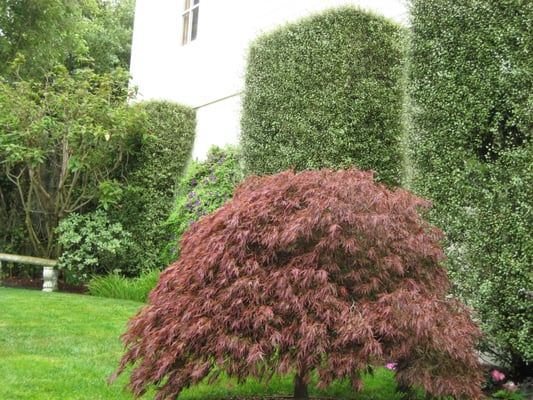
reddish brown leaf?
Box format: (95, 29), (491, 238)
(112, 168), (484, 400)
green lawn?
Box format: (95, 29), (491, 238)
(0, 287), (144, 399)
(0, 288), (404, 399)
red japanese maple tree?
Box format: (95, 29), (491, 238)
(111, 168), (485, 400)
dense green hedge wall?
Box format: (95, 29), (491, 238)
(241, 6), (406, 186)
(408, 0), (532, 373)
(111, 100), (196, 274)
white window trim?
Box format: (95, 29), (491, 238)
(182, 0), (200, 45)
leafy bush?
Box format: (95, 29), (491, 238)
(407, 0), (533, 374)
(446, 147), (533, 371)
(88, 269), (160, 303)
(0, 174), (29, 263)
(241, 6), (407, 186)
(110, 100), (196, 274)
(160, 145), (244, 265)
(112, 168), (484, 400)
(56, 210), (132, 284)
(0, 66), (144, 259)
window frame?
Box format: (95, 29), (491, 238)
(182, 0), (200, 45)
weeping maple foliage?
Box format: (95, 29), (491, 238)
(111, 168), (485, 400)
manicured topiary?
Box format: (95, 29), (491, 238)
(241, 6), (406, 186)
(407, 0), (532, 374)
(112, 168), (484, 400)
(110, 100), (196, 273)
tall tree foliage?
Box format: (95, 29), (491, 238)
(0, 0), (135, 79)
(112, 168), (484, 400)
(72, 0), (135, 73)
(0, 66), (144, 258)
(407, 0), (532, 374)
(0, 0), (136, 259)
(0, 0), (82, 79)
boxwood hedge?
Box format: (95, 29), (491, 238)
(241, 6), (407, 186)
(111, 100), (196, 274)
(408, 0), (532, 374)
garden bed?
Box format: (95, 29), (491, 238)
(1, 276), (87, 294)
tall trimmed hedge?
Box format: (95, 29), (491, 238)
(241, 6), (406, 186)
(111, 100), (196, 274)
(408, 0), (532, 374)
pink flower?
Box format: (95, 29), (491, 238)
(385, 362), (398, 370)
(491, 369), (505, 382)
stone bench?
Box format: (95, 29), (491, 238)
(0, 253), (58, 292)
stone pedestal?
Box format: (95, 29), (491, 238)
(42, 266), (58, 292)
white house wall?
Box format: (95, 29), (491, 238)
(130, 0), (408, 160)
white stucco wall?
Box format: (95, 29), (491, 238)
(194, 94), (243, 159)
(130, 0), (409, 159)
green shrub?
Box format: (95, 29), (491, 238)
(492, 389), (526, 400)
(88, 269), (160, 302)
(0, 176), (27, 256)
(241, 6), (407, 186)
(160, 145), (244, 265)
(408, 0), (533, 374)
(110, 100), (196, 274)
(0, 67), (145, 260)
(56, 210), (133, 284)
(0, 176), (29, 266)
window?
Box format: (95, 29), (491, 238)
(182, 0), (200, 45)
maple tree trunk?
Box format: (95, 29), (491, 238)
(397, 383), (421, 400)
(294, 373), (309, 400)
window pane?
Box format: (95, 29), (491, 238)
(191, 7), (199, 41)
(184, 0), (190, 10)
(193, 0), (199, 5)
(182, 13), (190, 45)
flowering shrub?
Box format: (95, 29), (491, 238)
(492, 370), (506, 383)
(160, 145), (244, 265)
(483, 369), (527, 399)
(112, 168), (484, 400)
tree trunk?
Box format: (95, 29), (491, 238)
(397, 382), (420, 400)
(294, 373), (309, 400)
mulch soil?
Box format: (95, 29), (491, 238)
(1, 276), (87, 294)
